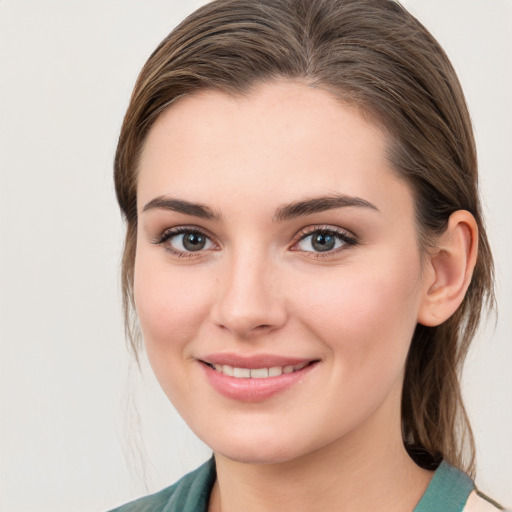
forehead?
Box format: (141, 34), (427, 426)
(137, 80), (412, 218)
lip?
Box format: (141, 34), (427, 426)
(198, 353), (319, 402)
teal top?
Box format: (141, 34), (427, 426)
(107, 458), (487, 512)
(413, 461), (473, 512)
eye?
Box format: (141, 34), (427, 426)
(155, 228), (215, 255)
(294, 228), (357, 254)
(171, 231), (213, 252)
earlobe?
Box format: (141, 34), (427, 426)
(417, 210), (478, 327)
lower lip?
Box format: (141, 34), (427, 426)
(200, 362), (318, 402)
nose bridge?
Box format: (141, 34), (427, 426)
(213, 243), (286, 337)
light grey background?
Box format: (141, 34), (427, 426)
(0, 1), (510, 511)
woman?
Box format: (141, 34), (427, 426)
(109, 0), (504, 510)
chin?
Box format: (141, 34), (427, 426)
(215, 445), (300, 466)
(202, 427), (319, 466)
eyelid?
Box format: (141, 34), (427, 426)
(152, 225), (209, 243)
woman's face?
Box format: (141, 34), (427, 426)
(135, 81), (430, 464)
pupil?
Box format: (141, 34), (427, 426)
(183, 232), (206, 251)
(312, 232), (335, 252)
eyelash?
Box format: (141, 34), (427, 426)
(152, 225), (358, 258)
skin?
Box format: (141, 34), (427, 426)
(134, 81), (476, 511)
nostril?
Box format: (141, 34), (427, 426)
(254, 324), (271, 331)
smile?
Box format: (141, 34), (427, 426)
(199, 356), (319, 401)
(206, 361), (309, 379)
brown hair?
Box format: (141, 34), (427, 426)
(114, 0), (495, 475)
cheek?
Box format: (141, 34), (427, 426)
(133, 253), (213, 360)
(296, 255), (422, 373)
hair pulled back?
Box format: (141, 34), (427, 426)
(114, 0), (495, 475)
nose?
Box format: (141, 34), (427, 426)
(210, 248), (288, 339)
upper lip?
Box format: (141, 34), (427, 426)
(200, 353), (318, 368)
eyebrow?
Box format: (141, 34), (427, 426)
(142, 196), (221, 220)
(273, 194), (379, 222)
(141, 193), (378, 222)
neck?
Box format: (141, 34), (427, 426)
(208, 398), (432, 512)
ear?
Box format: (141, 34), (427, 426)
(417, 210), (478, 327)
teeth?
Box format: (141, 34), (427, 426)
(233, 367), (251, 378)
(211, 362), (311, 379)
(268, 367), (283, 377)
(223, 365), (234, 377)
(250, 368), (268, 379)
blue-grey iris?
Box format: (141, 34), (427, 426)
(312, 232), (336, 252)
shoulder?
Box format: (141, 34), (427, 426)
(107, 458), (216, 512)
(414, 461), (508, 512)
(107, 485), (174, 512)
